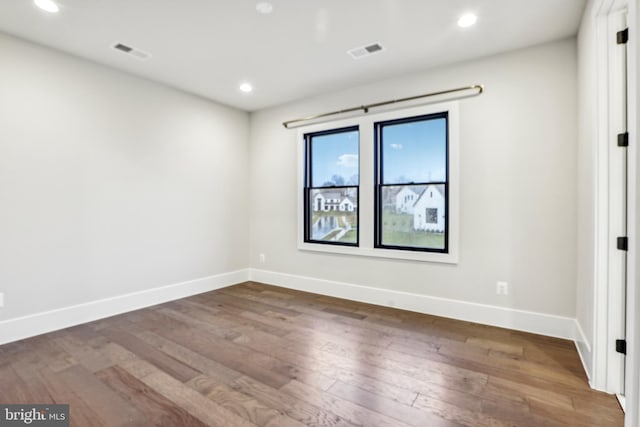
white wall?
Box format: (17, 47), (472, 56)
(249, 39), (578, 321)
(0, 33), (250, 324)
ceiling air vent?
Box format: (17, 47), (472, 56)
(112, 42), (151, 60)
(347, 42), (384, 60)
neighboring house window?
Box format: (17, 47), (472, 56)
(304, 126), (359, 246)
(425, 208), (438, 224)
(375, 112), (448, 252)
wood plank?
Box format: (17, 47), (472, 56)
(146, 317), (292, 389)
(96, 365), (207, 427)
(529, 397), (623, 427)
(330, 369), (417, 406)
(174, 299), (291, 338)
(484, 376), (575, 411)
(392, 332), (590, 393)
(206, 379), (308, 427)
(0, 361), (39, 404)
(134, 330), (244, 385)
(52, 333), (114, 373)
(208, 291), (302, 318)
(121, 360), (258, 427)
(9, 349), (57, 404)
(328, 380), (463, 427)
(281, 379), (413, 427)
(229, 375), (356, 427)
(57, 364), (148, 427)
(231, 325), (337, 391)
(304, 332), (490, 395)
(36, 366), (104, 427)
(465, 336), (524, 356)
(413, 392), (491, 427)
(99, 326), (201, 383)
(480, 398), (566, 427)
(321, 306), (367, 320)
(22, 336), (77, 372)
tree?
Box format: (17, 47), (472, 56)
(331, 174), (345, 186)
(322, 174), (346, 187)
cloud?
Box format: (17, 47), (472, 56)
(390, 143), (403, 150)
(337, 154), (358, 168)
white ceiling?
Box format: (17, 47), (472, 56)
(0, 0), (586, 111)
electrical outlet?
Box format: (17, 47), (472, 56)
(259, 253), (266, 264)
(0, 293), (4, 308)
(496, 281), (509, 296)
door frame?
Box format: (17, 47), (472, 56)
(591, 0), (629, 398)
(624, 0), (638, 425)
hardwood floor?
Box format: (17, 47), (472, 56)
(0, 282), (624, 426)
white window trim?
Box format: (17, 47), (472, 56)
(297, 102), (460, 264)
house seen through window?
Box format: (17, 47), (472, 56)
(304, 126), (359, 245)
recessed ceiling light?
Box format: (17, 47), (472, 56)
(34, 0), (59, 13)
(256, 2), (273, 14)
(457, 13), (477, 28)
(239, 83), (253, 93)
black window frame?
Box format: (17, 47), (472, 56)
(374, 112), (449, 253)
(304, 126), (360, 247)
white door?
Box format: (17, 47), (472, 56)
(607, 9), (628, 398)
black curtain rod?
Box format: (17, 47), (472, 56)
(282, 84), (484, 129)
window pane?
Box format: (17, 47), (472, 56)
(380, 184), (445, 250)
(381, 117), (446, 185)
(309, 188), (358, 244)
(311, 129), (359, 187)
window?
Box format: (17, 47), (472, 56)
(304, 126), (359, 245)
(297, 102), (458, 263)
(375, 113), (448, 252)
(425, 208), (438, 224)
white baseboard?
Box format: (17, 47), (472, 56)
(573, 319), (594, 384)
(249, 268), (577, 340)
(0, 266), (586, 364)
(0, 269), (249, 346)
(616, 394), (625, 413)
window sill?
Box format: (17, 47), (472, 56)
(298, 242), (458, 264)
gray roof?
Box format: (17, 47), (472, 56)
(413, 185), (445, 206)
(317, 191), (342, 200)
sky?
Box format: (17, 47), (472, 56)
(310, 117), (446, 186)
(382, 117), (447, 184)
(311, 130), (359, 186)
